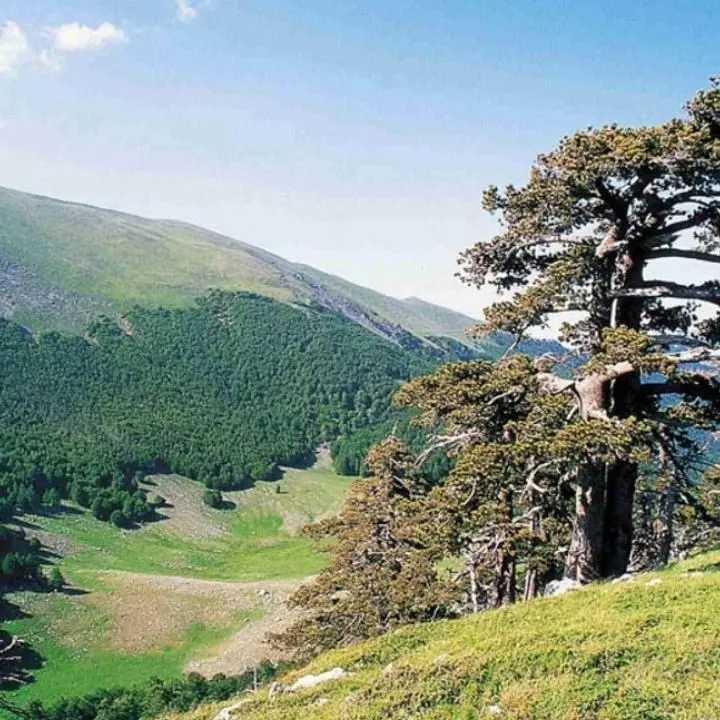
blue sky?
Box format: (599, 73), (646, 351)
(0, 1), (718, 316)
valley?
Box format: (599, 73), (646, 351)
(2, 463), (353, 708)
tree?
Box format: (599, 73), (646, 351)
(202, 489), (223, 509)
(457, 80), (720, 579)
(273, 437), (456, 659)
(47, 567), (65, 592)
(109, 510), (128, 528)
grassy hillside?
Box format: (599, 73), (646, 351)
(0, 185), (475, 340)
(163, 550), (720, 720)
(2, 464), (352, 709)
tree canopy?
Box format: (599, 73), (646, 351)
(281, 81), (720, 660)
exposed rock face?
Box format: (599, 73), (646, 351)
(0, 252), (110, 330)
(544, 578), (584, 597)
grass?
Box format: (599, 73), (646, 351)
(162, 550), (720, 720)
(1, 465), (354, 712)
(3, 599), (235, 707)
(18, 466), (353, 582)
(0, 185), (474, 340)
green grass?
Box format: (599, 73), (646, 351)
(0, 185), (474, 340)
(20, 467), (352, 582)
(164, 550), (720, 720)
(1, 465), (354, 712)
(3, 601), (234, 708)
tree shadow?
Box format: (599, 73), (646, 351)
(52, 585), (89, 597)
(218, 500), (237, 511)
(0, 599), (30, 623)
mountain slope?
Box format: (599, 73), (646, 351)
(0, 185), (475, 340)
(164, 550), (720, 720)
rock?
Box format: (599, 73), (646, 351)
(545, 578), (583, 597)
(213, 699), (252, 720)
(646, 577), (662, 586)
(269, 682), (287, 698)
(330, 590), (352, 602)
(257, 589), (269, 598)
(611, 573), (634, 584)
(314, 697), (331, 707)
(382, 662), (395, 676)
(289, 667), (350, 692)
(488, 704), (503, 715)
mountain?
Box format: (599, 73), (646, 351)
(0, 185), (475, 343)
(161, 550), (720, 720)
(0, 291), (432, 524)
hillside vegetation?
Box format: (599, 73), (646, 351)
(2, 464), (352, 709)
(0, 291), (430, 525)
(163, 550), (720, 720)
(0, 185), (474, 341)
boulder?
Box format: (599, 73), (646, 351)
(544, 578), (583, 597)
(289, 667), (350, 692)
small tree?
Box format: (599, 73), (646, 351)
(202, 489), (224, 509)
(273, 437), (456, 659)
(47, 567), (65, 592)
(42, 488), (61, 509)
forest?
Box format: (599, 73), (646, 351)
(0, 291), (436, 529)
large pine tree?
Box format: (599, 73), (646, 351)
(459, 80), (720, 579)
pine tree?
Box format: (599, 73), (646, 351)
(455, 80), (720, 579)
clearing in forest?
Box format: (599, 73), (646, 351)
(2, 463), (353, 707)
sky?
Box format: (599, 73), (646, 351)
(0, 1), (718, 318)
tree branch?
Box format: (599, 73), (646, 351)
(641, 381), (720, 402)
(660, 207), (716, 236)
(614, 282), (720, 306)
(646, 249), (720, 264)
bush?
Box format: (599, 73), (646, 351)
(110, 510), (129, 528)
(202, 489), (223, 509)
(47, 567), (65, 591)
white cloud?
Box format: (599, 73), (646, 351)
(176, 0), (199, 23)
(50, 22), (127, 52)
(37, 48), (62, 72)
(0, 22), (31, 75)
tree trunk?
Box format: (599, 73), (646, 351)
(657, 474), (677, 567)
(602, 460), (636, 576)
(492, 548), (517, 607)
(602, 248), (644, 576)
(467, 555), (480, 613)
(523, 567), (538, 600)
(566, 464), (606, 582)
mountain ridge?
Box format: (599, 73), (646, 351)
(0, 185), (476, 344)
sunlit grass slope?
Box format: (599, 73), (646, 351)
(165, 550), (720, 720)
(0, 185), (474, 339)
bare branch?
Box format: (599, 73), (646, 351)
(646, 249), (720, 264)
(613, 282), (720, 306)
(414, 431), (482, 468)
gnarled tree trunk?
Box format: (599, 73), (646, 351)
(567, 464), (606, 582)
(602, 249), (644, 576)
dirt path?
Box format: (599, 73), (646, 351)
(89, 571), (301, 674)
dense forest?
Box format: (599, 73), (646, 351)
(22, 664), (284, 720)
(0, 291), (435, 527)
